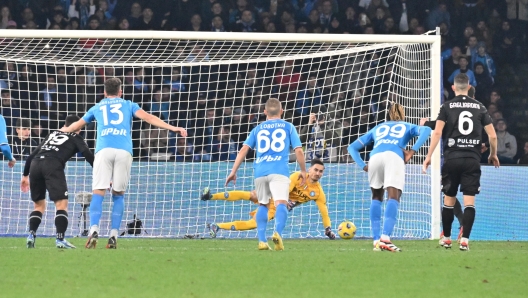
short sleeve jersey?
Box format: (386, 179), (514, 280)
(436, 95), (492, 160)
(35, 131), (92, 163)
(243, 119), (302, 178)
(82, 98), (141, 154)
(23, 130), (95, 176)
(357, 121), (424, 161)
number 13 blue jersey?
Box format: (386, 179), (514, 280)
(244, 119), (302, 178)
(82, 97), (141, 154)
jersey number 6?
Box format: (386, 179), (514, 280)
(458, 111), (473, 135)
(257, 129), (286, 153)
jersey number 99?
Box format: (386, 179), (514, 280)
(257, 129), (286, 153)
(376, 124), (406, 139)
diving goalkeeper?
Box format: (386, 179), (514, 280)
(201, 159), (335, 239)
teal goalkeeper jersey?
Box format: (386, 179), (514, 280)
(82, 97), (141, 154)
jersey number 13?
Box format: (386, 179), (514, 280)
(100, 104), (124, 126)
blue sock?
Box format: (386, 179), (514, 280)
(274, 204), (288, 236)
(256, 205), (268, 242)
(370, 200), (382, 240)
(89, 194), (104, 227)
(111, 194), (125, 231)
(382, 199), (400, 237)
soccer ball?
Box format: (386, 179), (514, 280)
(338, 221), (356, 239)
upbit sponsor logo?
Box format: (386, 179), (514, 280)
(101, 128), (127, 136)
(255, 155), (282, 163)
(374, 139), (398, 148)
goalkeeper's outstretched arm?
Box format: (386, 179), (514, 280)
(315, 193), (335, 239)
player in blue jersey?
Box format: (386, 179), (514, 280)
(0, 114), (16, 168)
(225, 98), (307, 251)
(348, 103), (431, 252)
(64, 78), (187, 249)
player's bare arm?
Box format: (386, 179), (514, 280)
(422, 120), (445, 173)
(63, 118), (87, 133)
(225, 145), (251, 187)
(20, 142), (44, 192)
(134, 109), (187, 136)
(294, 147), (307, 185)
(403, 149), (415, 163)
(484, 123), (500, 168)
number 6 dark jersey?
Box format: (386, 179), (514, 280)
(436, 95), (493, 161)
(23, 130), (95, 176)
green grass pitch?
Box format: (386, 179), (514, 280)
(0, 238), (527, 298)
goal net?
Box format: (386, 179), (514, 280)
(0, 31), (441, 239)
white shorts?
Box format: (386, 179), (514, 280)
(93, 148), (133, 192)
(368, 151), (405, 191)
(254, 174), (290, 205)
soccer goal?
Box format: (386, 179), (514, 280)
(0, 30), (441, 239)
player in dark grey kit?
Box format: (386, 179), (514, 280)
(21, 115), (94, 249)
(423, 73), (500, 251)
(420, 86), (477, 242)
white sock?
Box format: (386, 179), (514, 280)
(460, 237), (469, 244)
(373, 240), (379, 245)
(89, 225), (99, 235)
(380, 234), (390, 242)
(110, 229), (119, 238)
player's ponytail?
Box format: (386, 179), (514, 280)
(389, 103), (405, 121)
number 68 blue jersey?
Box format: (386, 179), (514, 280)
(244, 119), (302, 178)
(348, 121), (431, 169)
(82, 97), (141, 154)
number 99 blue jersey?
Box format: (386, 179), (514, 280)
(82, 97), (141, 154)
(348, 121), (431, 169)
(244, 119), (302, 178)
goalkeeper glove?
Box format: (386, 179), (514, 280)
(325, 227), (335, 240)
(287, 200), (298, 212)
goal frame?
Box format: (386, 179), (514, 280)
(0, 30), (442, 239)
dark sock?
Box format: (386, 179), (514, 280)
(28, 211), (43, 235)
(462, 205), (475, 239)
(55, 210), (68, 240)
(441, 205), (454, 238)
(454, 199), (464, 228)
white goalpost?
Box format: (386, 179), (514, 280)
(0, 30), (441, 239)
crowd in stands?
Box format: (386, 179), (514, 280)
(0, 0), (527, 164)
